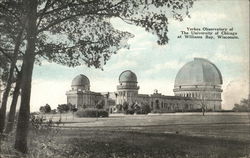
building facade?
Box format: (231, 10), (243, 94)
(173, 58), (223, 110)
(66, 74), (104, 109)
(66, 58), (223, 112)
(116, 70), (199, 112)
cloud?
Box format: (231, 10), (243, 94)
(212, 44), (249, 64)
(214, 52), (248, 64)
(107, 60), (138, 71)
(184, 53), (210, 60)
(91, 78), (117, 93)
(145, 60), (185, 75)
(184, 48), (248, 65)
(191, 11), (227, 23)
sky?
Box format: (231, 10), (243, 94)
(13, 0), (249, 111)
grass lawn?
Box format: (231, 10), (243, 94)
(1, 112), (250, 158)
(55, 128), (250, 158)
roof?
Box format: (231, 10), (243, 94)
(71, 74), (90, 86)
(119, 70), (137, 83)
(175, 58), (223, 86)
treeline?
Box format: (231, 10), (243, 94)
(116, 102), (151, 114)
(232, 98), (249, 112)
(39, 103), (77, 114)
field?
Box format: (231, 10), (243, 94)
(2, 112), (250, 158)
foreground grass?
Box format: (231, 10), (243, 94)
(56, 128), (250, 158)
(1, 113), (250, 158)
(1, 128), (250, 158)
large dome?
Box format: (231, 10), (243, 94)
(119, 70), (137, 83)
(175, 58), (223, 86)
(71, 74), (90, 86)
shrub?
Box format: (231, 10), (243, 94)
(97, 110), (109, 117)
(96, 99), (105, 109)
(122, 102), (129, 112)
(116, 104), (123, 112)
(76, 108), (109, 117)
(126, 109), (135, 114)
(138, 103), (151, 114)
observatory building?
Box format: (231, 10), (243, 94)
(66, 74), (103, 108)
(66, 58), (223, 112)
(173, 58), (223, 110)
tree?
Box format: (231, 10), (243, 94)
(1, 0), (195, 153)
(44, 104), (51, 113)
(4, 71), (22, 134)
(57, 104), (71, 121)
(198, 90), (209, 116)
(39, 104), (52, 113)
(70, 105), (78, 119)
(57, 104), (70, 113)
(200, 101), (206, 116)
(0, 1), (30, 134)
(0, 5), (24, 133)
(0, 39), (24, 135)
(233, 98), (250, 112)
(50, 109), (57, 114)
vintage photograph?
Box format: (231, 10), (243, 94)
(0, 0), (249, 157)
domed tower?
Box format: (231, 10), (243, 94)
(173, 58), (223, 110)
(117, 70), (139, 105)
(71, 74), (90, 91)
(66, 74), (103, 108)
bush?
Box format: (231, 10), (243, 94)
(76, 108), (109, 118)
(138, 103), (151, 114)
(116, 104), (123, 112)
(122, 102), (129, 112)
(96, 99), (105, 109)
(126, 109), (135, 115)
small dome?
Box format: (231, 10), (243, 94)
(71, 74), (90, 86)
(175, 58), (223, 86)
(119, 70), (137, 83)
